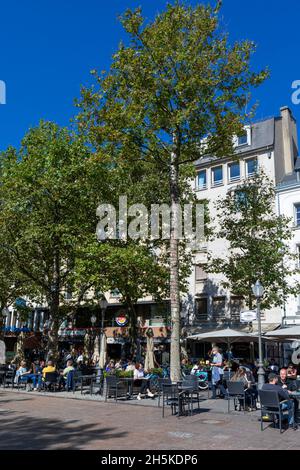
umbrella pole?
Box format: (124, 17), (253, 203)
(227, 338), (231, 378)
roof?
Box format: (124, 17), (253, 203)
(277, 158), (300, 188)
(194, 118), (275, 167)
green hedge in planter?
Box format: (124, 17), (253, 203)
(103, 370), (134, 378)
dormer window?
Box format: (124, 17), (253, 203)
(237, 133), (248, 146)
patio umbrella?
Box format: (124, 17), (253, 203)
(99, 333), (107, 369)
(187, 327), (262, 344)
(265, 326), (300, 339)
(187, 327), (269, 365)
(144, 335), (155, 371)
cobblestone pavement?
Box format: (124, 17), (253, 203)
(0, 389), (299, 450)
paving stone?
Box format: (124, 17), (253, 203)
(0, 389), (299, 450)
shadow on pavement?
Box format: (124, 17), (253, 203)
(0, 413), (127, 450)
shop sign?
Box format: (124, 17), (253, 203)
(115, 312), (128, 327)
(58, 328), (89, 338)
(107, 337), (126, 344)
(240, 310), (257, 323)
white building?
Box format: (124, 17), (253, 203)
(185, 106), (299, 338)
(276, 160), (300, 326)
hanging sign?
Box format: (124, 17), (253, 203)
(240, 310), (257, 323)
(115, 312), (128, 327)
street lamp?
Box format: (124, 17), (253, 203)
(98, 296), (108, 332)
(252, 280), (265, 390)
(90, 314), (97, 328)
(1, 308), (9, 337)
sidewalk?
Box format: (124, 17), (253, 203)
(0, 388), (299, 450)
(2, 386), (256, 415)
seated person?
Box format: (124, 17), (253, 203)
(134, 363), (154, 400)
(262, 373), (297, 430)
(231, 367), (257, 410)
(105, 360), (115, 373)
(125, 360), (136, 372)
(269, 359), (279, 373)
(191, 361), (200, 375)
(278, 367), (298, 421)
(30, 359), (45, 390)
(115, 360), (123, 370)
(287, 363), (297, 380)
(59, 360), (75, 390)
(42, 360), (56, 381)
(15, 361), (32, 384)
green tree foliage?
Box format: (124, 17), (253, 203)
(208, 171), (300, 310)
(0, 122), (108, 356)
(77, 2), (267, 380)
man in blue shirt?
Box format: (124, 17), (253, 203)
(262, 373), (297, 430)
(210, 347), (228, 399)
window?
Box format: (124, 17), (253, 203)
(212, 296), (226, 319)
(195, 265), (208, 282)
(110, 289), (121, 298)
(197, 170), (207, 190)
(211, 166), (223, 187)
(297, 245), (300, 267)
(230, 296), (244, 321)
(295, 205), (300, 227)
(234, 189), (248, 210)
(237, 133), (248, 146)
(246, 158), (258, 176)
(195, 297), (208, 320)
(228, 162), (240, 182)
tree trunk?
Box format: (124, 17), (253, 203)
(169, 141), (181, 382)
(47, 250), (61, 361)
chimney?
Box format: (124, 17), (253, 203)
(280, 106), (294, 174)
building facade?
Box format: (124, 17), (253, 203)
(185, 106), (299, 340)
(276, 160), (300, 326)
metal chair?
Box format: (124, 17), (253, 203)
(227, 381), (249, 413)
(90, 374), (103, 395)
(182, 376), (200, 411)
(105, 375), (124, 401)
(16, 375), (30, 391)
(258, 390), (292, 433)
(162, 383), (180, 418)
(157, 378), (172, 407)
(4, 370), (15, 388)
(42, 372), (59, 392)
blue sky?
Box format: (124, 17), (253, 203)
(0, 0), (300, 151)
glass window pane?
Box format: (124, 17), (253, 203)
(295, 205), (300, 226)
(212, 166), (223, 186)
(196, 298), (208, 319)
(246, 158), (257, 175)
(235, 190), (248, 209)
(197, 170), (206, 189)
(238, 134), (248, 146)
(229, 162), (240, 181)
(212, 297), (226, 318)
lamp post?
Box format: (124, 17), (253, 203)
(91, 314), (97, 330)
(1, 308), (8, 339)
(252, 280), (265, 390)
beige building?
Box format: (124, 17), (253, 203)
(185, 107), (299, 342)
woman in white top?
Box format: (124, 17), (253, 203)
(134, 363), (154, 400)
